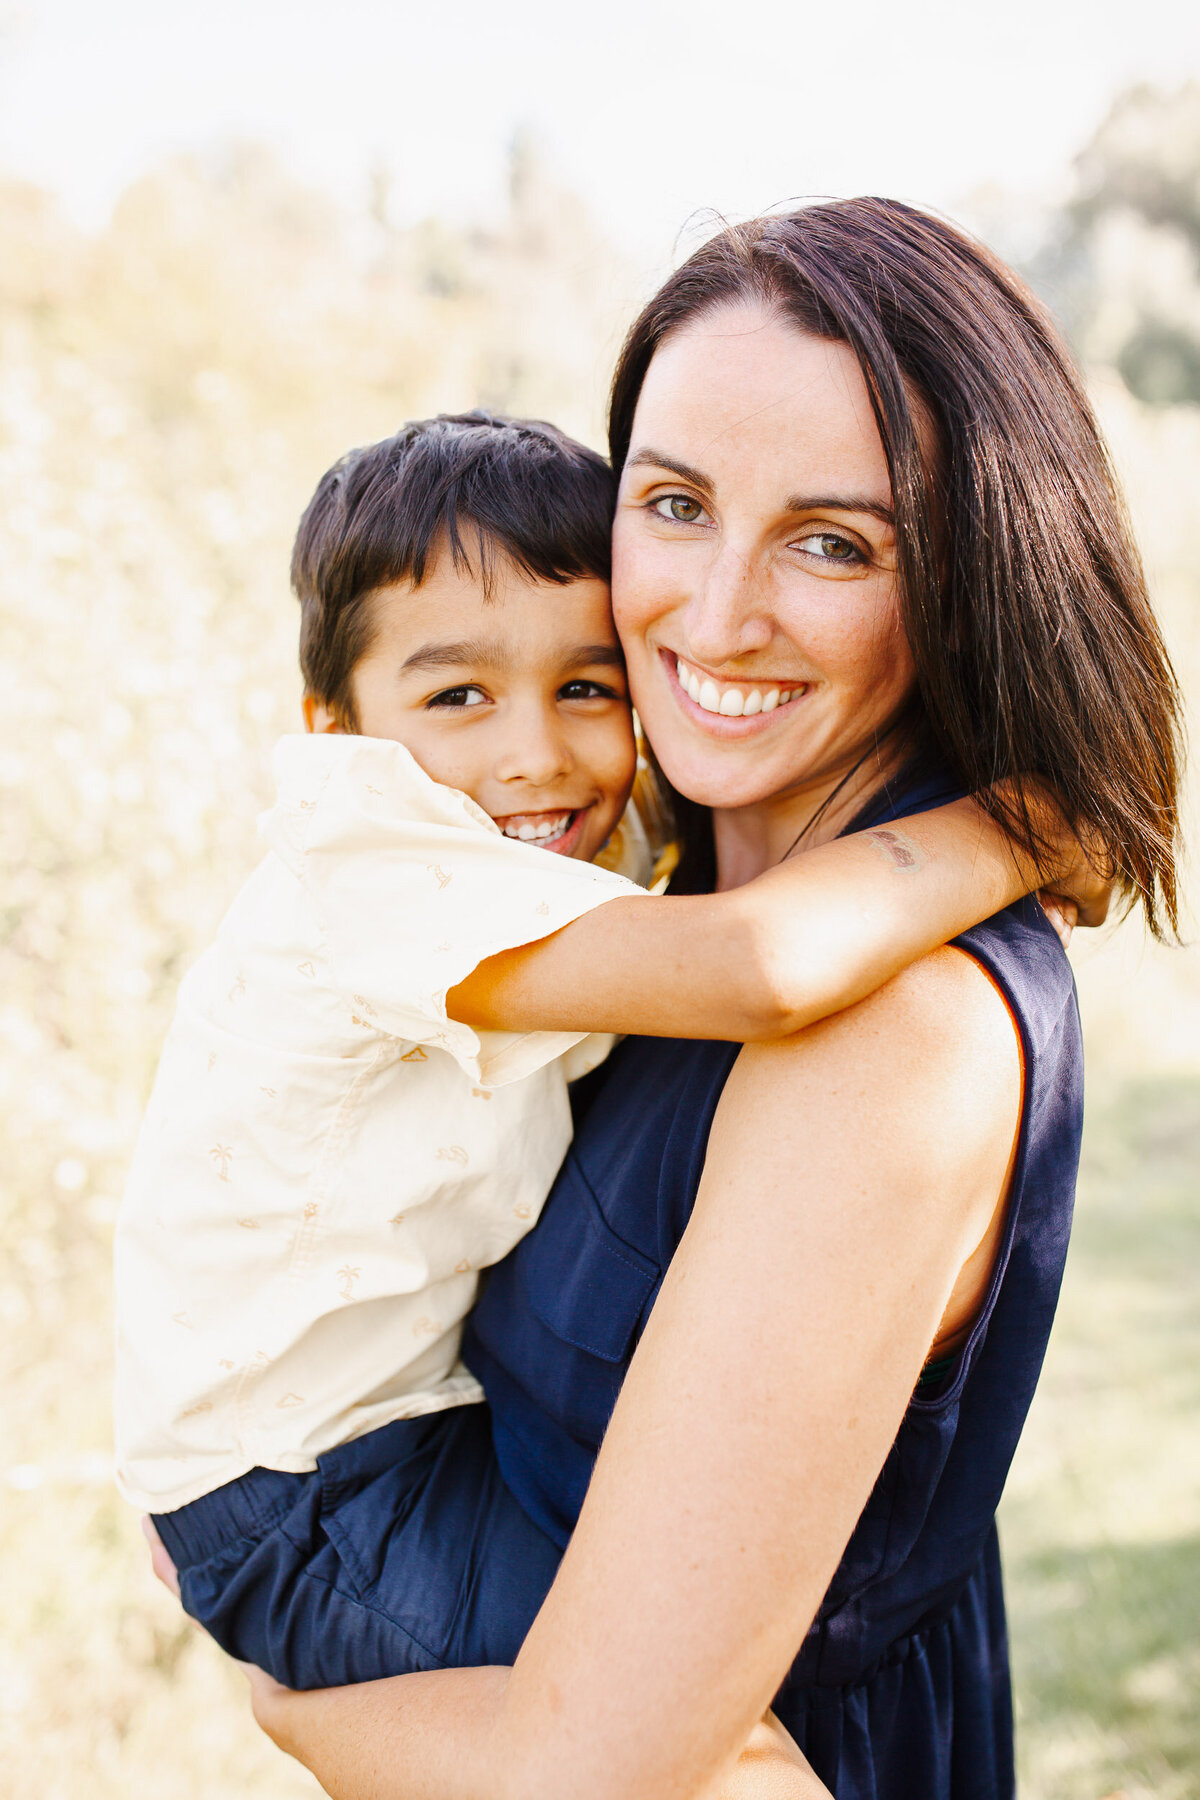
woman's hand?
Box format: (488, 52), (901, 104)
(246, 1678), (833, 1800)
(243, 1664), (300, 1752)
(141, 1514), (181, 1600)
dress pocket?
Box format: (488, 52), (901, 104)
(519, 1151), (659, 1363)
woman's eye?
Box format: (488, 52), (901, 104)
(794, 530), (864, 565)
(651, 494), (708, 525)
(427, 686), (487, 709)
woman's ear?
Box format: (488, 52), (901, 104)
(302, 694), (343, 734)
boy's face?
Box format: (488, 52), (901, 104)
(305, 550), (637, 863)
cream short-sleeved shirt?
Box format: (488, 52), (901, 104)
(114, 733), (647, 1513)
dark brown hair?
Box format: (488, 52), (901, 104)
(293, 410), (615, 729)
(609, 199), (1183, 933)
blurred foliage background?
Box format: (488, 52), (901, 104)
(1, 83), (1198, 1800)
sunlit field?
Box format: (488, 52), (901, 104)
(1003, 1074), (1200, 1799)
(3, 110), (1198, 1796)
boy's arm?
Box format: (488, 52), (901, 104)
(449, 796), (1104, 1043)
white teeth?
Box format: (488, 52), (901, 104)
(675, 654), (805, 719)
(502, 814), (571, 843)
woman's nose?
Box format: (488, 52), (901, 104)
(681, 542), (773, 669)
(492, 707), (575, 787)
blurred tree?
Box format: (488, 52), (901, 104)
(1028, 83), (1200, 406)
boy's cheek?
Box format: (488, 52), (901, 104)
(601, 717), (639, 811)
(374, 718), (480, 796)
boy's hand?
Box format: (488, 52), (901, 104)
(1036, 832), (1110, 947)
(994, 779), (1113, 931)
(1043, 838), (1112, 929)
(1037, 892), (1078, 948)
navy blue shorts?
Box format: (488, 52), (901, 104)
(152, 1405), (563, 1689)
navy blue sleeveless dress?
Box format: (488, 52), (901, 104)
(463, 763), (1084, 1798)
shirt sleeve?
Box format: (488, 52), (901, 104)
(261, 734), (643, 1087)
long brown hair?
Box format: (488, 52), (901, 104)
(609, 199), (1183, 934)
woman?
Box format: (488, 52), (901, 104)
(215, 200), (1181, 1796)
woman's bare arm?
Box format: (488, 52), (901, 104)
(253, 946), (1022, 1800)
(449, 796), (1100, 1044)
(250, 1670), (831, 1800)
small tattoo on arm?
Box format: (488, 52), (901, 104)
(866, 827), (927, 872)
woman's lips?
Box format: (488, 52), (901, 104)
(662, 649), (810, 733)
(489, 805), (591, 857)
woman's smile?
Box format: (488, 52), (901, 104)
(662, 647), (812, 733)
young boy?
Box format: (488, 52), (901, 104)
(117, 410), (1083, 1690)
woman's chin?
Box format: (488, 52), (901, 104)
(653, 744), (796, 813)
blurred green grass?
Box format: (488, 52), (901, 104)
(1003, 1074), (1200, 1799)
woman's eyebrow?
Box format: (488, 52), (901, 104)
(628, 450), (894, 527)
(625, 449), (714, 495)
(786, 493), (895, 526)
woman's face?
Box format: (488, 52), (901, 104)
(612, 301), (917, 818)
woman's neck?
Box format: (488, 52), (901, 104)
(711, 739), (911, 891)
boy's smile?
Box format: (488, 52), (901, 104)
(304, 548), (636, 865)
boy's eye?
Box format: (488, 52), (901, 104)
(651, 493), (708, 525)
(793, 530), (865, 566)
(559, 679), (617, 701)
(427, 685), (488, 709)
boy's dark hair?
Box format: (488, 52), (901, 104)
(610, 199), (1184, 934)
(293, 410), (615, 729)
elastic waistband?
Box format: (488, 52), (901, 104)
(151, 1413), (453, 1569)
(152, 1463), (311, 1568)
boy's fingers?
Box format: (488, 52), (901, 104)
(141, 1514), (182, 1600)
(1036, 892), (1077, 949)
(1074, 882), (1112, 927)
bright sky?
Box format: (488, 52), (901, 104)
(3, 0), (1199, 267)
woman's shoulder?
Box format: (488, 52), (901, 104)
(731, 938), (1022, 1142)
